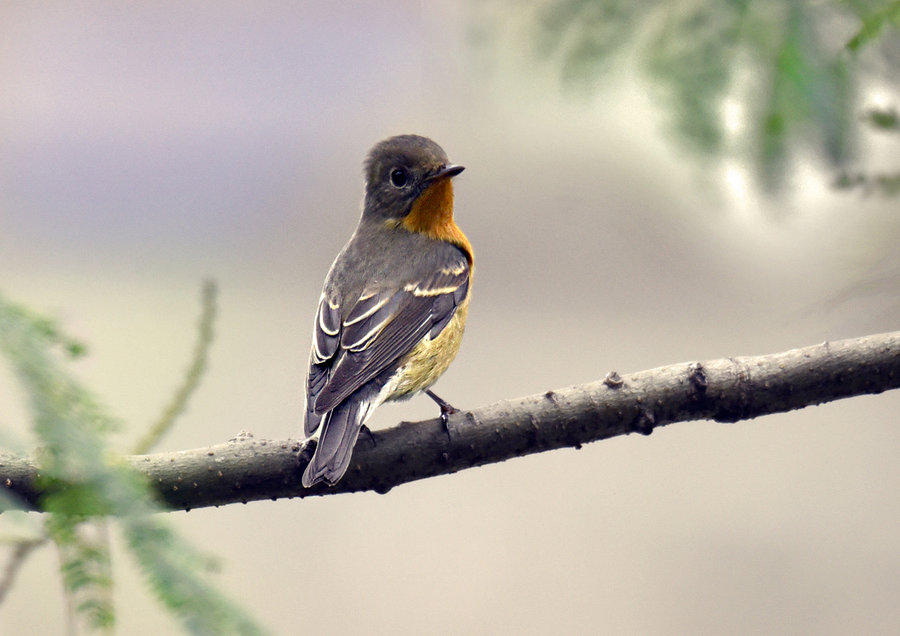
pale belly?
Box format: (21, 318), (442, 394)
(383, 300), (469, 402)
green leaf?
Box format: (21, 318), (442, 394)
(846, 0), (900, 51)
(862, 106), (900, 130)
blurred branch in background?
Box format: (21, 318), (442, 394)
(0, 537), (44, 604)
(4, 330), (899, 511)
(484, 0), (900, 194)
(132, 280), (217, 455)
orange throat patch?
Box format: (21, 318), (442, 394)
(402, 178), (473, 263)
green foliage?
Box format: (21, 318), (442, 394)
(833, 105), (900, 195)
(49, 519), (115, 631)
(755, 2), (855, 189)
(833, 170), (900, 194)
(0, 289), (269, 635)
(862, 106), (900, 129)
(504, 0), (900, 193)
(643, 0), (750, 155)
(123, 520), (263, 636)
(536, 0), (650, 82)
(846, 0), (900, 51)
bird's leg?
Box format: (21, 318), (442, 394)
(425, 389), (457, 417)
(424, 389), (457, 437)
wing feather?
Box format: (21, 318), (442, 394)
(311, 253), (469, 415)
(312, 294), (341, 364)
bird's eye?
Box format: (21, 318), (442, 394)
(389, 168), (408, 188)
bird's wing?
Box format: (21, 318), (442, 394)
(307, 251), (469, 419)
(304, 292), (342, 436)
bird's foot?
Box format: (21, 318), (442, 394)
(425, 389), (457, 438)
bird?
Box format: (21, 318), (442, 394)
(301, 134), (472, 488)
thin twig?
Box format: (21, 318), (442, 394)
(131, 280), (217, 455)
(0, 537), (47, 604)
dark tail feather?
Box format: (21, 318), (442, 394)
(304, 404), (323, 438)
(304, 364), (330, 437)
(302, 385), (381, 487)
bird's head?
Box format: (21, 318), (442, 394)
(362, 134), (465, 224)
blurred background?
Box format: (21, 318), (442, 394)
(1, 1), (899, 634)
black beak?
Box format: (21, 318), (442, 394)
(426, 164), (465, 182)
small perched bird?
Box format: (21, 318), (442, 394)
(302, 135), (472, 487)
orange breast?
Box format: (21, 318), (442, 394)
(402, 178), (473, 264)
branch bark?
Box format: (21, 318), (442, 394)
(3, 331), (899, 511)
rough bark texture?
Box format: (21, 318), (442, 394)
(2, 331), (899, 511)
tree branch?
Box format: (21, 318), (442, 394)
(3, 331), (899, 511)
